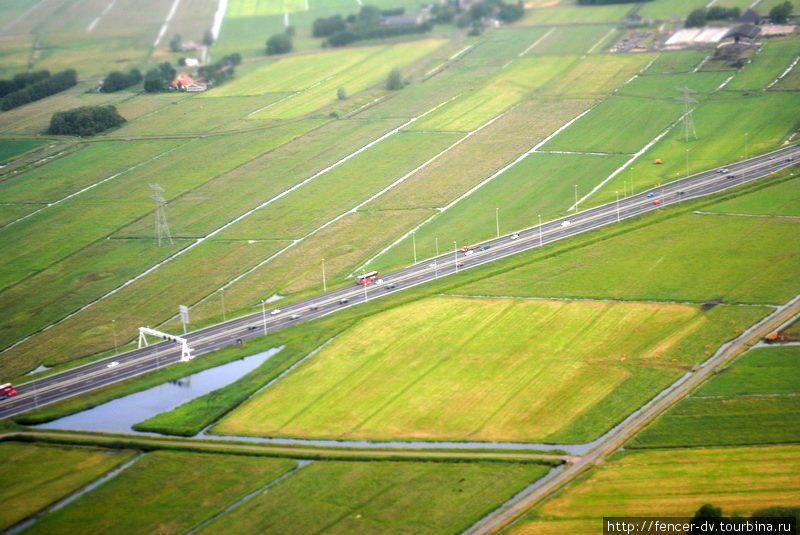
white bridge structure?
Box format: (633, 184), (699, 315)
(137, 327), (194, 361)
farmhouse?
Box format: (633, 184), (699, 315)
(170, 73), (206, 92)
(380, 13), (425, 26)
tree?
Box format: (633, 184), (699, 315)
(285, 25), (296, 36)
(203, 29), (215, 46)
(313, 14), (346, 37)
(169, 33), (182, 52)
(386, 68), (403, 90)
(769, 1), (793, 23)
(48, 105), (125, 136)
(337, 87), (347, 100)
(691, 504), (725, 534)
(686, 8), (707, 27)
(143, 69), (164, 92)
(266, 33), (293, 55)
(358, 4), (382, 23)
(101, 69), (142, 92)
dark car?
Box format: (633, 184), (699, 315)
(481, 245), (491, 251)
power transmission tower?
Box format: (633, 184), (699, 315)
(150, 183), (173, 247)
(676, 86), (698, 142)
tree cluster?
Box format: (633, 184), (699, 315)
(0, 70), (50, 98)
(686, 5), (741, 27)
(769, 1), (793, 23)
(312, 14), (347, 37)
(198, 53), (241, 86)
(326, 21), (433, 46)
(1, 69), (77, 111)
(48, 105), (125, 136)
(170, 34), (182, 53)
(143, 63), (177, 93)
(266, 33), (293, 55)
(464, 0), (524, 25)
(578, 0), (648, 4)
(100, 69), (142, 92)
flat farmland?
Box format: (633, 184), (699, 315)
(410, 57), (574, 132)
(773, 59), (800, 90)
(213, 14), (288, 59)
(591, 91), (800, 203)
(520, 2), (630, 24)
(465, 26), (550, 63)
(507, 445), (800, 535)
(646, 50), (708, 74)
(226, 0), (309, 16)
(727, 37), (800, 91)
(0, 34), (36, 76)
(208, 46), (380, 97)
(0, 139), (184, 203)
(0, 204), (39, 226)
(618, 70), (731, 98)
(459, 211), (800, 305)
(372, 152), (627, 272)
(251, 40), (446, 119)
(631, 346), (800, 447)
(638, 0), (708, 19)
(541, 96), (684, 154)
(1, 238), (286, 376)
(541, 53), (654, 98)
(0, 442), (135, 532)
(197, 460), (550, 535)
(110, 94), (293, 136)
(213, 296), (763, 443)
(704, 176), (800, 216)
(0, 138), (52, 163)
(526, 25), (616, 57)
(24, 451), (297, 535)
(217, 131), (462, 240)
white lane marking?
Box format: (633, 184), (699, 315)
(211, 0), (228, 40)
(767, 55), (800, 89)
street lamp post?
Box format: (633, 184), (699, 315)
(574, 185), (578, 214)
(615, 191), (620, 222)
(495, 207), (500, 238)
(745, 132), (749, 159)
(685, 149), (689, 177)
(321, 258), (327, 293)
(538, 214), (543, 247)
(261, 300), (267, 336)
(112, 319), (118, 354)
(221, 288), (226, 321)
(412, 231), (417, 264)
(454, 241), (458, 273)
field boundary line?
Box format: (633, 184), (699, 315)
(211, 0), (228, 40)
(86, 0), (118, 32)
(519, 28), (555, 57)
(1, 145), (182, 229)
(767, 55), (800, 89)
(153, 0), (182, 48)
(440, 293), (780, 308)
(693, 210), (800, 219)
(0, 0), (44, 34)
(586, 27), (615, 55)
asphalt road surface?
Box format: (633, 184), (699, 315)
(1, 143), (798, 420)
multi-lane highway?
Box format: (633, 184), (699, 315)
(2, 143), (798, 420)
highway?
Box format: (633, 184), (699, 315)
(1, 143), (798, 420)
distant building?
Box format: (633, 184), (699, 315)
(739, 9), (762, 25)
(380, 13), (424, 26)
(184, 57), (200, 67)
(725, 23), (761, 43)
(170, 73), (206, 92)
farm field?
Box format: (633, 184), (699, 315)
(520, 1), (630, 24)
(588, 91), (800, 207)
(458, 210), (800, 305)
(507, 445), (800, 535)
(726, 37), (800, 91)
(24, 451), (297, 535)
(637, 0), (708, 19)
(371, 152), (628, 272)
(540, 96), (684, 154)
(540, 53), (654, 98)
(409, 56), (574, 132)
(0, 442), (136, 532)
(212, 296), (765, 443)
(704, 176), (800, 216)
(196, 460), (552, 535)
(630, 346), (800, 448)
(226, 0), (308, 16)
(526, 25), (616, 57)
(773, 59), (800, 90)
(0, 138), (52, 163)
(0, 204), (39, 226)
(645, 50), (709, 74)
(618, 70), (730, 98)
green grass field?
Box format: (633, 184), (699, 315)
(704, 176), (800, 216)
(459, 211), (800, 305)
(540, 53), (654, 98)
(410, 57), (574, 132)
(520, 1), (630, 24)
(0, 442), (135, 532)
(508, 445), (800, 535)
(637, 0), (707, 19)
(213, 296), (764, 443)
(619, 70), (731, 99)
(0, 138), (53, 163)
(24, 451), (297, 535)
(526, 25), (616, 57)
(226, 0), (307, 16)
(727, 37), (800, 91)
(630, 346), (800, 447)
(589, 91), (800, 206)
(541, 96), (684, 154)
(646, 50), (708, 75)
(197, 460), (551, 535)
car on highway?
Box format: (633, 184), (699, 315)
(248, 325), (258, 331)
(387, 283), (396, 289)
(309, 305), (319, 311)
(481, 245), (491, 251)
(652, 200), (662, 205)
(457, 262), (464, 267)
(561, 221), (570, 227)
(511, 233), (519, 240)
(646, 192), (655, 198)
(107, 361), (120, 368)
(718, 168), (729, 174)
(461, 246), (471, 252)
(339, 297), (349, 304)
(464, 249), (474, 256)
(290, 314), (300, 320)
(270, 309), (281, 315)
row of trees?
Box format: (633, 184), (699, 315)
(144, 63), (177, 92)
(100, 69), (143, 92)
(197, 53), (241, 86)
(1, 69), (77, 111)
(48, 105), (125, 136)
(770, 1), (793, 23)
(686, 6), (741, 27)
(267, 32), (293, 55)
(578, 0), (647, 4)
(0, 70), (50, 98)
(327, 21), (433, 46)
